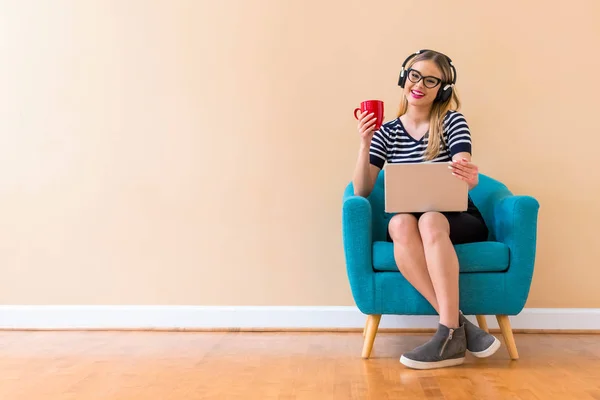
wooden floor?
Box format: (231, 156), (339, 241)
(1, 331), (599, 399)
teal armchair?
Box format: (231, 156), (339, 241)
(341, 170), (540, 359)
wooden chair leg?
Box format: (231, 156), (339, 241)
(476, 315), (489, 333)
(496, 315), (519, 360)
(361, 314), (381, 359)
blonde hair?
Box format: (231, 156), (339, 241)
(397, 50), (461, 160)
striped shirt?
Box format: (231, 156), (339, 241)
(369, 110), (472, 169)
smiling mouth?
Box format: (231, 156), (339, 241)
(411, 90), (425, 99)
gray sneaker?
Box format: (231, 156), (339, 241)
(400, 323), (466, 370)
(459, 312), (501, 358)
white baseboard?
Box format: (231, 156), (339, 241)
(1, 306), (599, 331)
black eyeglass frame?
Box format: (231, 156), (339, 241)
(406, 68), (444, 89)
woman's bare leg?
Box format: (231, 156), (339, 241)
(418, 212), (460, 328)
(388, 214), (439, 313)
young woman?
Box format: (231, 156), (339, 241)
(352, 49), (501, 370)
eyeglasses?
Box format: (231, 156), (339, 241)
(407, 68), (443, 89)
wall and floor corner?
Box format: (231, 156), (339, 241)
(1, 1), (599, 330)
(1, 306), (600, 331)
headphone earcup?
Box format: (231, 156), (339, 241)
(398, 68), (407, 88)
(436, 84), (453, 103)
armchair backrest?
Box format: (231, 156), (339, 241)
(365, 170), (513, 242)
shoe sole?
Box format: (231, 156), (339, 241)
(400, 355), (465, 370)
(468, 337), (501, 358)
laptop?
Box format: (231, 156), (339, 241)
(384, 162), (469, 213)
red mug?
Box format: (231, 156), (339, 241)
(354, 100), (384, 130)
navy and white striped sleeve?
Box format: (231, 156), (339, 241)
(446, 112), (472, 157)
(369, 127), (388, 169)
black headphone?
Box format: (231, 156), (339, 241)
(397, 49), (457, 103)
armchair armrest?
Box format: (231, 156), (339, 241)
(493, 194), (540, 313)
(342, 191), (376, 313)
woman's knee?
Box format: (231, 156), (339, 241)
(418, 212), (450, 244)
(388, 214), (418, 243)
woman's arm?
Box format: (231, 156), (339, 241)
(352, 144), (381, 197)
(445, 112), (478, 190)
(352, 111), (385, 197)
(449, 152), (479, 191)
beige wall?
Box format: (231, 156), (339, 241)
(1, 0), (599, 307)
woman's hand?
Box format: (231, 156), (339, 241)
(357, 111), (378, 146)
(449, 158), (479, 190)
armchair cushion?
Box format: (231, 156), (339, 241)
(372, 241), (510, 273)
